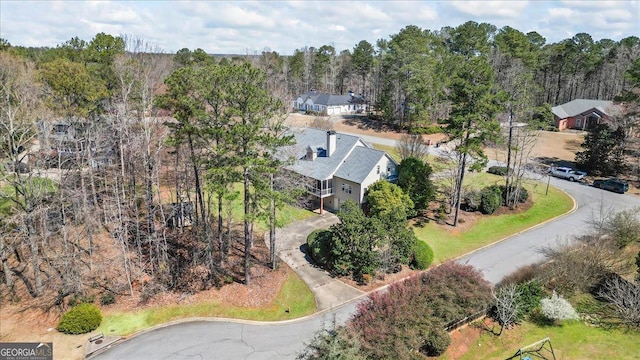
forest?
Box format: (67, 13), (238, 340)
(1, 21), (639, 309)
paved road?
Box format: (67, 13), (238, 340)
(93, 132), (640, 360)
(460, 176), (640, 284)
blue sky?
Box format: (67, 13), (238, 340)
(1, 1), (638, 55)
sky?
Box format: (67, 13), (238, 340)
(1, 1), (638, 55)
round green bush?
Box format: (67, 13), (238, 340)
(306, 229), (332, 267)
(480, 185), (502, 214)
(422, 327), (451, 356)
(57, 303), (102, 334)
(410, 240), (434, 270)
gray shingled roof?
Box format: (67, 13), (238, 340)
(334, 146), (386, 184)
(283, 128), (364, 180)
(300, 91), (365, 106)
(552, 99), (618, 118)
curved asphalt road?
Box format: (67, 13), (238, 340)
(93, 134), (640, 360)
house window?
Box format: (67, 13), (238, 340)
(387, 166), (392, 172)
(377, 165), (380, 174)
(341, 183), (352, 194)
(575, 118), (582, 128)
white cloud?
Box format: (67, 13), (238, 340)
(0, 0), (638, 55)
(449, 1), (529, 18)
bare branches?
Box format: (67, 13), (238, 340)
(396, 133), (429, 161)
(597, 275), (640, 329)
(492, 284), (521, 334)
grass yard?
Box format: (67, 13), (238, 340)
(450, 320), (640, 360)
(0, 177), (58, 216)
(414, 172), (574, 262)
(207, 183), (315, 232)
(98, 267), (316, 336)
(371, 143), (455, 173)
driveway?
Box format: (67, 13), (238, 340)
(93, 132), (640, 360)
(275, 212), (364, 310)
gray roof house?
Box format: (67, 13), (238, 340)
(283, 128), (398, 213)
(293, 90), (367, 115)
(552, 99), (621, 131)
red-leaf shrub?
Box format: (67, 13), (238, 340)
(348, 262), (492, 358)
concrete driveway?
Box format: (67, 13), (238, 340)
(275, 212), (364, 310)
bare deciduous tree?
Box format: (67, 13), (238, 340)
(492, 284), (522, 335)
(598, 275), (640, 329)
(396, 133), (429, 161)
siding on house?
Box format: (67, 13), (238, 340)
(293, 91), (367, 115)
(281, 127), (398, 213)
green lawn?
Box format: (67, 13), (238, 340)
(0, 177), (58, 216)
(207, 183), (315, 232)
(452, 320), (640, 360)
(98, 268), (316, 336)
(414, 173), (574, 262)
(371, 143), (455, 172)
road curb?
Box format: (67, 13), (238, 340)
(450, 185), (578, 264)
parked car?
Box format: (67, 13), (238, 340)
(549, 166), (586, 182)
(593, 178), (629, 194)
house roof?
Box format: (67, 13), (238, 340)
(334, 146), (387, 184)
(551, 99), (619, 119)
(299, 91), (366, 106)
(283, 127), (385, 182)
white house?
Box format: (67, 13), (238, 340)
(293, 90), (367, 115)
(283, 128), (398, 213)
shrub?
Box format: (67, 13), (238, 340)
(67, 294), (95, 307)
(597, 275), (640, 329)
(516, 280), (544, 315)
(498, 263), (544, 287)
(603, 207), (640, 247)
(298, 326), (364, 360)
(100, 292), (115, 305)
(480, 185), (502, 214)
(540, 291), (579, 323)
(463, 189), (482, 212)
(437, 202), (447, 223)
(410, 240), (434, 270)
(422, 327), (451, 356)
(487, 166), (509, 176)
(541, 235), (629, 295)
(348, 262), (491, 359)
(501, 185), (529, 204)
(57, 303), (102, 334)
(306, 229), (332, 267)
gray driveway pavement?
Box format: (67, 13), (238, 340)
(275, 212), (364, 310)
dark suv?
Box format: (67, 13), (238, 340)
(593, 178), (629, 194)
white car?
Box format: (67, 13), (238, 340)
(550, 166), (586, 182)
